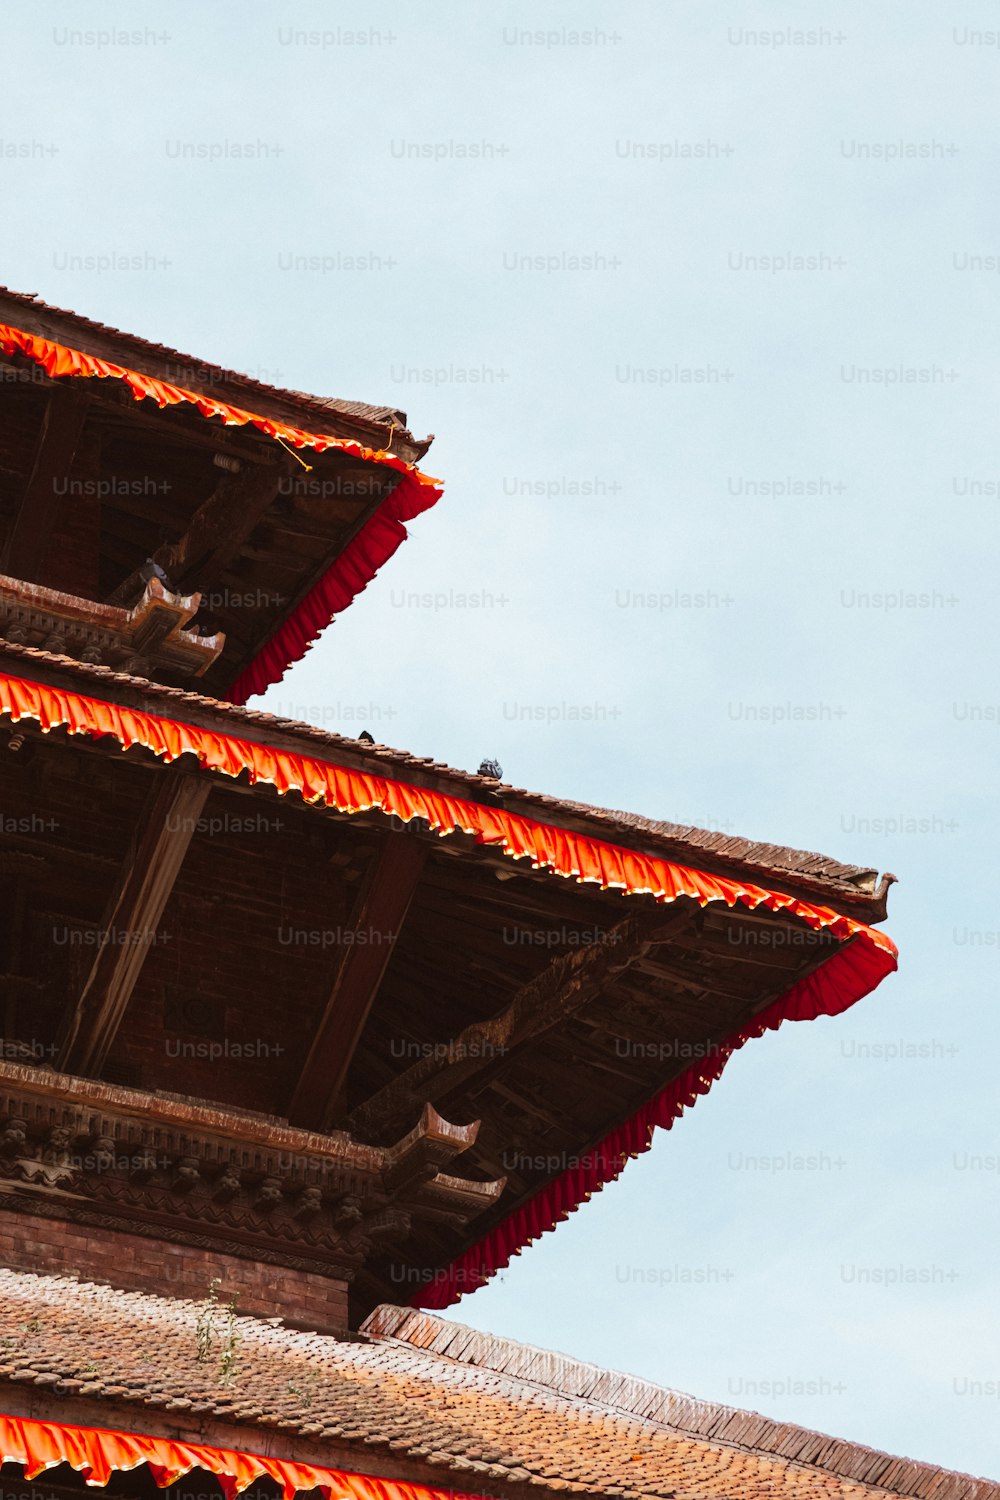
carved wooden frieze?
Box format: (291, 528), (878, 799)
(0, 572), (223, 679)
(0, 1062), (504, 1281)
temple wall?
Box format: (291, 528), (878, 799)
(0, 1208), (349, 1330)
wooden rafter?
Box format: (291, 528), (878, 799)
(287, 833), (428, 1132)
(349, 903), (696, 1139)
(57, 771), (210, 1077)
(3, 386), (90, 581)
(106, 460), (290, 605)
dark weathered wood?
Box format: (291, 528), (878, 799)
(349, 904), (695, 1137)
(3, 386), (90, 580)
(57, 772), (211, 1077)
(106, 461), (289, 604)
(287, 834), (428, 1130)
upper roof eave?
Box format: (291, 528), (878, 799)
(0, 639), (895, 923)
(0, 286), (431, 459)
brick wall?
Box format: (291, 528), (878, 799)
(0, 1209), (349, 1331)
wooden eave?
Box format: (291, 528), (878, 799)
(0, 654), (888, 1312)
(0, 641), (893, 923)
(0, 287), (430, 463)
(0, 344), (423, 698)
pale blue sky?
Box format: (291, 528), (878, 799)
(3, 0), (999, 1478)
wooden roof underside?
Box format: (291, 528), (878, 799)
(0, 711), (857, 1311)
(0, 343), (416, 698)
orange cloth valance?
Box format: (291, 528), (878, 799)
(0, 322), (443, 704)
(0, 1412), (482, 1500)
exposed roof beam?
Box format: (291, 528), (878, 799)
(86, 383), (279, 461)
(287, 833), (427, 1132)
(2, 386), (90, 581)
(57, 771), (210, 1077)
(349, 903), (695, 1138)
(106, 459), (290, 605)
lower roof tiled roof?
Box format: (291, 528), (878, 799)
(0, 1269), (992, 1500)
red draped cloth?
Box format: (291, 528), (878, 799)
(0, 1412), (483, 1500)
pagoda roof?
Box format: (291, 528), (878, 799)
(0, 642), (897, 1309)
(0, 291), (441, 703)
(0, 1267), (993, 1500)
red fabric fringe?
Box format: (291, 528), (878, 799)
(0, 668), (898, 1309)
(0, 1412), (483, 1500)
(0, 322), (443, 703)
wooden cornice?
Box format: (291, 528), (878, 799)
(0, 1063), (503, 1282)
(0, 573), (224, 677)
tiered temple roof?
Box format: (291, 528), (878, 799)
(0, 294), (981, 1497)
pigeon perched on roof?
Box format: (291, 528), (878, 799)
(477, 758), (503, 780)
(139, 558), (174, 591)
(358, 730), (375, 744)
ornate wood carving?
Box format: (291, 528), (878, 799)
(106, 461), (290, 607)
(0, 573), (223, 678)
(0, 1066), (502, 1284)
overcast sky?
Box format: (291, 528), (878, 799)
(4, 0), (999, 1479)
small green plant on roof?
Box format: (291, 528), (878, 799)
(218, 1294), (241, 1388)
(286, 1376), (316, 1409)
(196, 1276), (241, 1387)
(195, 1278), (220, 1363)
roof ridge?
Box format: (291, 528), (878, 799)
(557, 800), (882, 887)
(361, 1308), (999, 1500)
